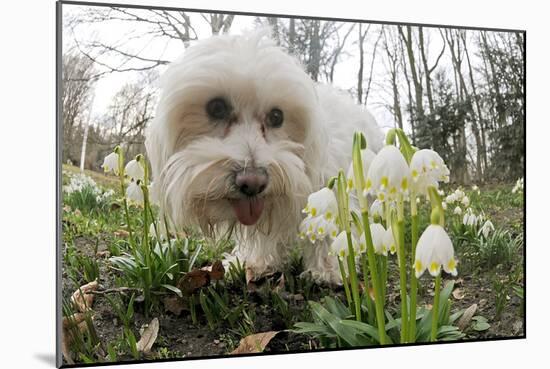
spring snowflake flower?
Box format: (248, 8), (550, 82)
(445, 193), (457, 204)
(299, 215), (338, 243)
(346, 148), (377, 191)
(409, 149), (450, 195)
(359, 223), (387, 255)
(479, 220), (495, 238)
(126, 180), (144, 205)
(442, 201), (448, 210)
(303, 187), (337, 220)
(330, 231), (358, 258)
(512, 178), (524, 194)
(102, 152), (120, 174)
(125, 159), (144, 181)
(383, 226), (397, 255)
(453, 206), (462, 215)
(365, 145), (410, 201)
(463, 210), (479, 227)
(370, 199), (384, 219)
(472, 185), (480, 195)
(461, 195), (470, 207)
(414, 224), (457, 278)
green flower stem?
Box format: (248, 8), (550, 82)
(396, 217), (409, 343)
(408, 193), (419, 342)
(116, 149), (136, 252)
(338, 257), (352, 312)
(379, 256), (388, 300)
(346, 231), (362, 321)
(361, 211), (387, 345)
(409, 213), (419, 342)
(431, 273), (442, 342)
(141, 158), (153, 316)
(361, 254), (375, 325)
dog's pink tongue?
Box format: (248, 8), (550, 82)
(231, 198), (265, 226)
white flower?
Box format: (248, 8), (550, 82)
(442, 201), (448, 210)
(414, 224), (457, 278)
(303, 187), (338, 220)
(453, 206), (462, 215)
(383, 226), (397, 255)
(330, 231), (358, 258)
(479, 220), (495, 238)
(410, 149), (450, 195)
(472, 185), (480, 195)
(125, 159), (144, 181)
(365, 145), (410, 201)
(437, 189), (445, 196)
(454, 189), (465, 201)
(370, 199), (384, 219)
(346, 148), (377, 191)
(126, 180), (144, 205)
(360, 223), (387, 255)
(462, 210), (479, 227)
(461, 195), (470, 207)
(102, 152), (120, 174)
(445, 193), (457, 204)
(299, 215), (338, 243)
(512, 178), (524, 194)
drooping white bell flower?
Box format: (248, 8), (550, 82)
(299, 215), (338, 243)
(414, 224), (457, 278)
(365, 145), (410, 201)
(102, 152), (120, 175)
(409, 149), (450, 195)
(453, 206), (462, 215)
(359, 223), (387, 255)
(479, 219), (495, 238)
(126, 180), (144, 205)
(512, 178), (524, 194)
(346, 148), (377, 192)
(330, 231), (358, 258)
(472, 185), (480, 195)
(370, 199), (384, 219)
(383, 226), (397, 255)
(302, 187), (338, 220)
(461, 195), (470, 207)
(462, 210), (479, 227)
(125, 159), (145, 181)
(445, 193), (457, 204)
(442, 201), (448, 210)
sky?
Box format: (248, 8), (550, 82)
(62, 3), (481, 134)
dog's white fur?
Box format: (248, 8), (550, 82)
(146, 32), (383, 283)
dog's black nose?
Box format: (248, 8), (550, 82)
(235, 168), (268, 197)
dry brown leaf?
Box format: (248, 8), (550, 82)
(452, 288), (465, 300)
(71, 280), (98, 313)
(230, 331), (280, 354)
(62, 313), (90, 364)
(114, 229), (130, 238)
(177, 269), (210, 296)
(245, 267), (255, 285)
(163, 296), (188, 316)
(137, 318), (159, 354)
(95, 250), (111, 258)
(209, 260), (225, 281)
(458, 304), (478, 331)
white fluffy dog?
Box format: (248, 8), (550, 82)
(146, 32), (383, 283)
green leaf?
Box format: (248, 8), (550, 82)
(161, 284), (182, 298)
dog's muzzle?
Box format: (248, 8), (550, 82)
(230, 167), (268, 226)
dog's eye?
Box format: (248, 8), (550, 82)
(206, 98), (230, 120)
(267, 108), (284, 128)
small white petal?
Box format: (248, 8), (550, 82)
(102, 152), (120, 174)
(125, 159), (145, 181)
